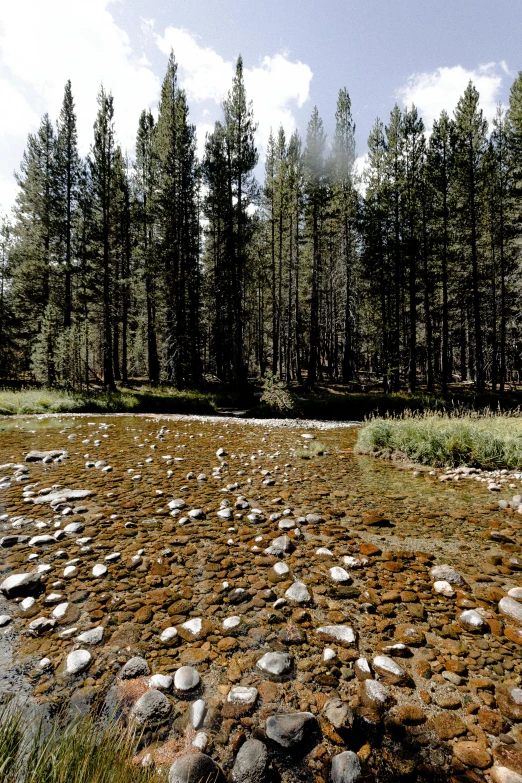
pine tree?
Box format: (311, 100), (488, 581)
(304, 106), (327, 384)
(331, 88), (357, 382)
(90, 86), (116, 391)
(223, 55), (258, 389)
(427, 110), (455, 394)
(154, 52), (201, 388)
(55, 80), (80, 330)
(135, 109), (160, 384)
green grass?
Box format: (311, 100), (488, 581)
(0, 704), (164, 783)
(0, 387), (217, 417)
(355, 410), (522, 469)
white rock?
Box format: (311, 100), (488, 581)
(508, 587), (522, 601)
(0, 614), (11, 627)
(316, 547), (333, 557)
(223, 616), (241, 631)
(192, 732), (208, 751)
(63, 566), (77, 578)
(433, 580), (455, 597)
(174, 666), (200, 691)
(257, 651), (292, 675)
(323, 648), (336, 662)
(149, 673), (173, 691)
(181, 618), (202, 635)
(273, 561), (290, 576)
(52, 602), (69, 619)
(190, 699), (207, 729)
(21, 597), (35, 610)
(459, 609), (485, 629)
(160, 627), (178, 642)
(227, 686), (258, 705)
(499, 596), (522, 625)
(92, 564), (107, 577)
(316, 626), (356, 645)
(373, 655), (407, 683)
(76, 627), (104, 645)
(285, 582), (311, 603)
(490, 767), (522, 783)
(343, 556), (363, 568)
(66, 649), (91, 675)
(429, 565), (465, 586)
(329, 567), (351, 583)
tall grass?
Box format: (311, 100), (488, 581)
(0, 388), (217, 417)
(0, 704), (164, 783)
(355, 410), (522, 469)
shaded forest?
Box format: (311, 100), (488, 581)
(1, 53), (521, 395)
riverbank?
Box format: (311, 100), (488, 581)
(1, 385), (522, 421)
(356, 413), (522, 470)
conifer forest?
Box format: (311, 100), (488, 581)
(1, 53), (522, 396)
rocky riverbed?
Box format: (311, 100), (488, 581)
(1, 414), (522, 783)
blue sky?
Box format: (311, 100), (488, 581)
(1, 0), (521, 211)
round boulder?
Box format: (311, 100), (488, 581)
(169, 753), (224, 783)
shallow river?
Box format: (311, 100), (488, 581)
(0, 414), (521, 782)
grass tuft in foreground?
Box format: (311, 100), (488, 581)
(355, 410), (522, 470)
(0, 704), (164, 783)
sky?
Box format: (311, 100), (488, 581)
(0, 0), (521, 213)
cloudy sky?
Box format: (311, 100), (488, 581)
(0, 0), (521, 212)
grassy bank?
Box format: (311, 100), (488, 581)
(1, 384), (522, 420)
(355, 412), (522, 469)
(0, 705), (161, 783)
(0, 387), (218, 417)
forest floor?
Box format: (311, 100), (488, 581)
(1, 382), (522, 421)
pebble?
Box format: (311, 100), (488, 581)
(329, 566), (351, 583)
(231, 739), (268, 783)
(120, 656), (150, 679)
(66, 649), (91, 675)
(149, 673), (173, 691)
(266, 712), (317, 747)
(499, 596), (522, 625)
(174, 665), (200, 691)
(160, 627), (178, 642)
(227, 686), (258, 706)
(132, 689), (172, 726)
(331, 751), (363, 783)
(316, 625), (355, 646)
(190, 699), (207, 729)
(76, 627), (104, 645)
(429, 565), (465, 586)
(257, 651), (292, 676)
(285, 582), (311, 603)
(92, 564), (107, 577)
(0, 572), (41, 598)
(169, 753), (223, 783)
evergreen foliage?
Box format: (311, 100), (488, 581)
(2, 64), (522, 394)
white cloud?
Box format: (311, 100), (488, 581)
(156, 27), (313, 157)
(195, 122), (215, 161)
(0, 0), (160, 211)
(397, 62), (506, 132)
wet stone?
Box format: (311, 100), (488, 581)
(266, 712), (317, 748)
(169, 753), (223, 783)
(120, 656), (150, 679)
(132, 689), (172, 726)
(66, 649), (91, 676)
(257, 652), (292, 676)
(231, 738), (268, 783)
(174, 666), (200, 691)
(330, 751), (363, 783)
